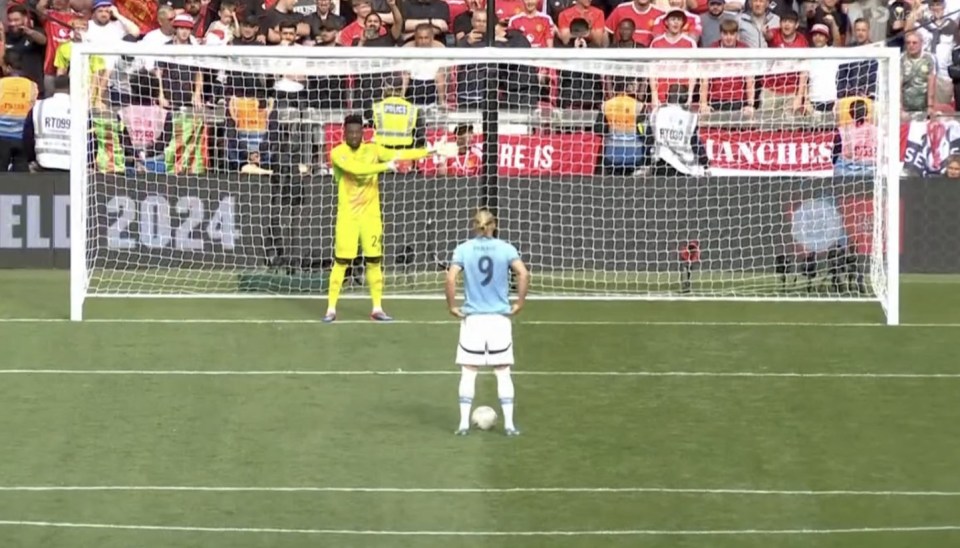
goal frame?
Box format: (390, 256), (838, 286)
(68, 43), (901, 324)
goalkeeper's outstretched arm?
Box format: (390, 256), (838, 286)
(377, 144), (431, 163)
(331, 149), (395, 176)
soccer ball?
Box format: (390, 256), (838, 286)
(471, 406), (498, 431)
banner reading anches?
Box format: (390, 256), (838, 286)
(324, 126), (836, 176)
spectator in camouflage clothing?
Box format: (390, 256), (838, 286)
(901, 31), (937, 115)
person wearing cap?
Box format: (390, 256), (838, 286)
(806, 0), (846, 46)
(180, 0), (215, 39)
(804, 23), (841, 115)
(155, 14), (205, 110)
(652, 0), (702, 41)
(736, 0), (779, 48)
(650, 9), (697, 109)
(314, 16), (343, 45)
(87, 0), (141, 44)
(371, 77), (425, 149)
(699, 0), (735, 47)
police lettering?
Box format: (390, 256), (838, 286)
(44, 117), (70, 130)
(383, 104), (408, 114)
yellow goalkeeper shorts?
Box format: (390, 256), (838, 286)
(334, 215), (383, 260)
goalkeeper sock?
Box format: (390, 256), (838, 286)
(367, 261), (384, 311)
(327, 262), (348, 314)
(458, 367), (477, 430)
(495, 367), (516, 430)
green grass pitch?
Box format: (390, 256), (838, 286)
(0, 270), (958, 547)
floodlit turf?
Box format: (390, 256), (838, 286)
(0, 270), (958, 547)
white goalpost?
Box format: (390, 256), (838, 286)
(69, 43), (900, 324)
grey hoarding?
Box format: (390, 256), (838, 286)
(0, 173), (954, 274)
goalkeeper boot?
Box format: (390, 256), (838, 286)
(322, 312), (337, 323)
(505, 427), (521, 437)
(454, 428), (470, 436)
(370, 310), (393, 322)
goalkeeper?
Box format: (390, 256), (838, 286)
(324, 113), (447, 322)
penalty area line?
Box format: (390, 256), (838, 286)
(1, 486), (959, 496)
(0, 369), (957, 379)
(1, 318), (960, 328)
(0, 520), (957, 536)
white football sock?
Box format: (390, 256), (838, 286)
(495, 367), (515, 430)
(458, 367), (478, 429)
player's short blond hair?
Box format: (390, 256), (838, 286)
(473, 209), (496, 234)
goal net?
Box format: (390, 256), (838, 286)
(69, 44), (900, 324)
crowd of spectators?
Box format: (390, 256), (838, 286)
(0, 0), (955, 174)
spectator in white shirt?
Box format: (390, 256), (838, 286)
(86, 0), (141, 44)
(805, 23), (841, 115)
(86, 0), (140, 77)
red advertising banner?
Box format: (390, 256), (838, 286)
(323, 126), (603, 176)
(700, 128), (835, 176)
(323, 126), (840, 176)
(114, 0), (159, 34)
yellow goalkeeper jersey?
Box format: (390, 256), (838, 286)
(330, 142), (429, 218)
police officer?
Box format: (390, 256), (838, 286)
(23, 75), (71, 172)
(371, 78), (425, 149)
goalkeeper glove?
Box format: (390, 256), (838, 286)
(385, 160), (399, 172)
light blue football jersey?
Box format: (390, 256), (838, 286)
(451, 236), (520, 315)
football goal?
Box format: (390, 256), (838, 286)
(68, 43), (900, 323)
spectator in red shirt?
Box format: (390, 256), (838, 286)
(762, 9), (808, 118)
(606, 0), (664, 47)
(653, 0), (702, 41)
(339, 0), (387, 45)
(508, 0), (555, 47)
(649, 9), (696, 106)
(36, 0), (77, 97)
(425, 124), (482, 176)
(700, 19), (754, 115)
(558, 0), (605, 46)
(496, 0), (525, 21)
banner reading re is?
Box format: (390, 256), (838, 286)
(114, 0), (158, 34)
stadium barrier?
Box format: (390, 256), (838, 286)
(0, 173), (955, 273)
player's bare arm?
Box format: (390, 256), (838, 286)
(509, 259), (529, 315)
(446, 264), (465, 318)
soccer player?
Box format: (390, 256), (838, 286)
(446, 209), (530, 436)
(324, 113), (441, 322)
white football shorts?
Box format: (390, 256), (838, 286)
(455, 314), (514, 367)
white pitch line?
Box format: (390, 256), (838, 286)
(1, 486), (958, 496)
(0, 369), (957, 379)
(0, 520), (957, 536)
(2, 317), (960, 327)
